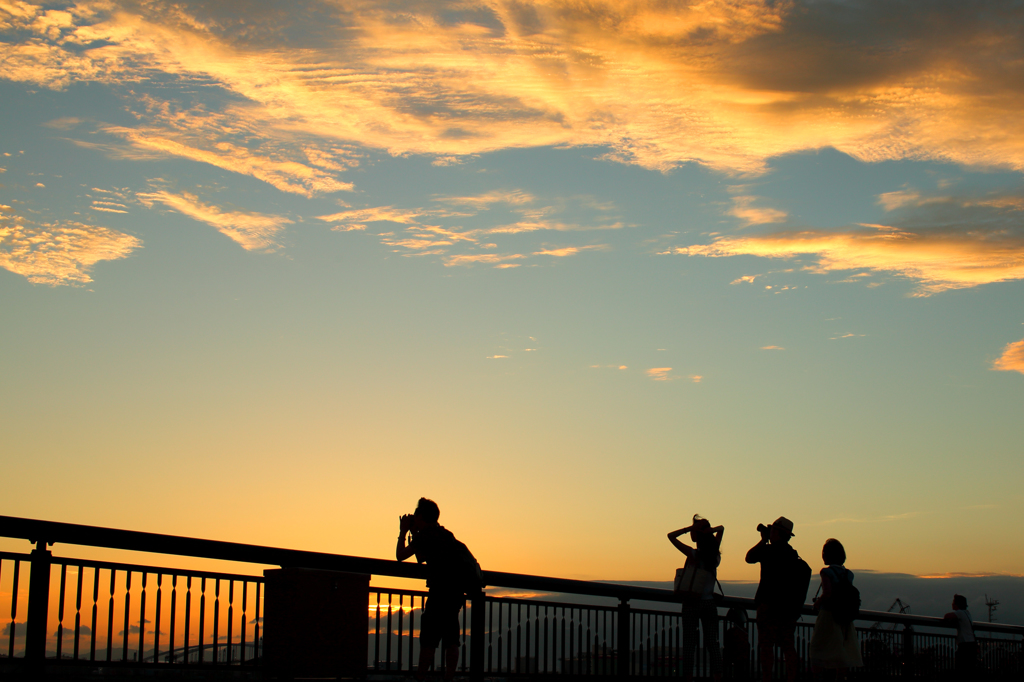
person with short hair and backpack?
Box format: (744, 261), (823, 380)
(746, 517), (810, 682)
(397, 498), (482, 681)
(810, 539), (863, 679)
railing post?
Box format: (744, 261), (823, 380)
(26, 539), (52, 663)
(617, 598), (630, 678)
(901, 625), (914, 679)
(470, 590), (485, 682)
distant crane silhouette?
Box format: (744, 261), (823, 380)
(985, 594), (999, 623)
(870, 598), (911, 631)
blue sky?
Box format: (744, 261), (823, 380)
(2, 0), (1023, 583)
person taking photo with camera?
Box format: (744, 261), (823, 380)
(746, 517), (811, 682)
(397, 498), (481, 681)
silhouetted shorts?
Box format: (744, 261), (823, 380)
(757, 605), (797, 651)
(420, 591), (465, 650)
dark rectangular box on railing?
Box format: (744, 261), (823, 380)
(263, 568), (369, 679)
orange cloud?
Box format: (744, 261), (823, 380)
(646, 367), (674, 381)
(0, 217), (141, 286)
(9, 0), (1024, 177)
(676, 227), (1024, 295)
(105, 129), (352, 197)
(137, 191), (291, 251)
(444, 253), (525, 267)
(729, 196), (787, 226)
(533, 245), (606, 257)
(992, 339), (1024, 375)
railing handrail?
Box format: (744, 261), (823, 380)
(2, 514), (1022, 636)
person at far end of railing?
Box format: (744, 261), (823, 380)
(723, 608), (751, 681)
(944, 594), (978, 681)
(669, 515), (725, 682)
(745, 517), (811, 682)
(397, 497), (483, 681)
(809, 539), (863, 680)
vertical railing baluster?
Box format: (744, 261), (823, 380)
(240, 581), (247, 664)
(254, 581), (262, 661)
(169, 576), (177, 663)
(397, 593), (404, 671)
(374, 591), (381, 670)
(515, 603), (522, 672)
(183, 576), (192, 665)
(227, 580), (234, 664)
(89, 567), (98, 661)
(586, 609), (592, 675)
(403, 589), (411, 667)
(385, 593), (393, 671)
(507, 602), (516, 667)
(212, 579), (220, 664)
(106, 569), (116, 662)
(8, 560), (19, 659)
(560, 607), (566, 674)
(153, 574), (162, 664)
(73, 564), (83, 660)
(138, 572), (147, 663)
(487, 599), (493, 673)
(497, 601), (504, 673)
(198, 578), (206, 664)
(56, 563), (68, 659)
(542, 605), (548, 675)
(122, 571), (132, 662)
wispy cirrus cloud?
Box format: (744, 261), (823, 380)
(992, 339), (1024, 375)
(103, 128), (353, 197)
(137, 191), (292, 251)
(444, 253), (525, 267)
(0, 215), (141, 286)
(533, 245), (608, 257)
(319, 191), (621, 265)
(646, 368), (700, 382)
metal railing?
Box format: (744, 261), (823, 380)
(1, 515), (1021, 679)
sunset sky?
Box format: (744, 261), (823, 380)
(2, 0), (1023, 585)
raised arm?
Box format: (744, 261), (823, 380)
(396, 515), (416, 561)
(745, 527), (769, 564)
(667, 526), (695, 557)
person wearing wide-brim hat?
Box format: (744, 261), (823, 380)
(746, 516), (804, 682)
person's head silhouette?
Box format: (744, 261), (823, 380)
(412, 497), (440, 531)
(822, 538), (846, 565)
(769, 516), (794, 545)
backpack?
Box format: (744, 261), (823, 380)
(788, 556), (813, 614)
(824, 566), (860, 628)
(432, 528), (484, 593)
(451, 537), (485, 593)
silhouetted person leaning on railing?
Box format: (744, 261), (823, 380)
(746, 517), (811, 682)
(669, 515), (725, 682)
(397, 498), (482, 681)
(944, 594), (978, 680)
(809, 539), (862, 680)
